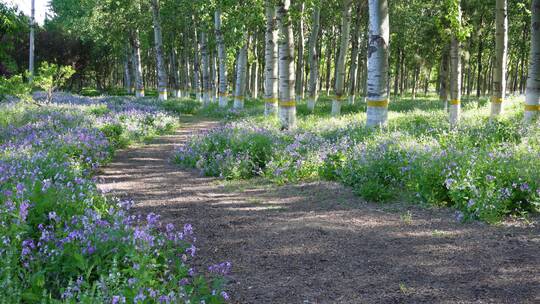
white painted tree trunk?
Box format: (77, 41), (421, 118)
(491, 0), (508, 117)
(264, 2), (279, 116)
(332, 0), (352, 116)
(307, 7), (321, 112)
(150, 0), (168, 101)
(28, 0), (35, 83)
(277, 0), (296, 129)
(201, 32), (211, 106)
(366, 0), (390, 127)
(525, 0), (540, 122)
(234, 33), (248, 110)
(131, 30), (145, 97)
(295, 2), (305, 102)
(215, 10), (229, 107)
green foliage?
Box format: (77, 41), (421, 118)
(34, 62), (76, 103)
(175, 97), (540, 223)
(0, 74), (32, 103)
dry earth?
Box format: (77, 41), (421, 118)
(98, 117), (540, 304)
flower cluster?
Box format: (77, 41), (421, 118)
(1, 94), (230, 303)
(174, 97), (540, 223)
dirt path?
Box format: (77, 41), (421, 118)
(98, 118), (540, 304)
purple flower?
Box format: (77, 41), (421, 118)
(208, 262), (232, 276)
(19, 201), (31, 222)
(221, 291), (230, 300)
(186, 244), (196, 257)
(16, 183), (25, 195)
(111, 295), (125, 304)
(455, 211), (464, 222)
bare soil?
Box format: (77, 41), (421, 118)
(98, 117), (540, 304)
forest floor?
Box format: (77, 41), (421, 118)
(97, 116), (540, 304)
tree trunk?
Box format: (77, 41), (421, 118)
(150, 0), (168, 101)
(412, 66), (419, 100)
(251, 36), (259, 99)
(234, 33), (249, 109)
(366, 0), (390, 127)
(476, 15), (484, 98)
(525, 0), (540, 122)
(170, 48), (180, 98)
(449, 5), (462, 126)
(393, 47), (402, 97)
(211, 52), (218, 102)
(307, 6), (321, 112)
(201, 32), (211, 106)
(28, 0), (35, 83)
(124, 44), (133, 94)
(264, 2), (279, 116)
(332, 0), (352, 116)
(215, 10), (228, 107)
(295, 2), (305, 102)
(348, 3), (363, 104)
(277, 0), (296, 129)
(491, 0), (508, 116)
(193, 25), (201, 101)
(325, 28), (334, 95)
(131, 30), (145, 97)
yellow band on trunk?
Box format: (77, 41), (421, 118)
(334, 95), (347, 101)
(524, 104), (540, 111)
(279, 100), (296, 107)
(218, 92), (228, 97)
(491, 97), (504, 104)
(449, 99), (461, 105)
(264, 98), (279, 104)
(367, 100), (389, 108)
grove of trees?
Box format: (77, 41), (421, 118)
(2, 0), (538, 128)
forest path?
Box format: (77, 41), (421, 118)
(98, 117), (540, 304)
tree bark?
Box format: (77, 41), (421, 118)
(170, 48), (181, 98)
(29, 0), (35, 83)
(124, 44), (133, 94)
(348, 2), (363, 105)
(251, 36), (259, 99)
(491, 0), (508, 116)
(193, 24), (201, 101)
(215, 9), (228, 107)
(264, 2), (279, 116)
(150, 0), (168, 100)
(325, 28), (334, 95)
(234, 33), (249, 110)
(307, 6), (321, 112)
(201, 32), (211, 106)
(525, 0), (540, 122)
(332, 0), (352, 116)
(449, 5), (462, 126)
(276, 0), (296, 129)
(295, 2), (305, 102)
(131, 30), (145, 97)
(366, 0), (390, 127)
(439, 47), (450, 111)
